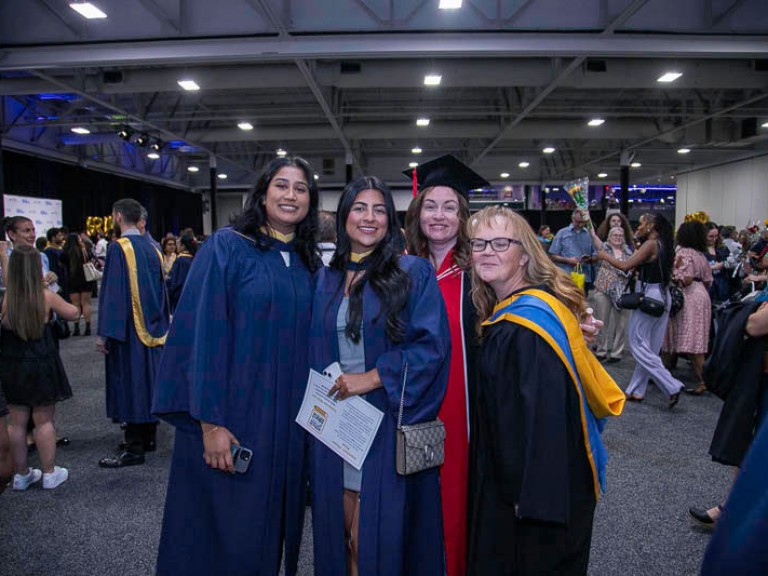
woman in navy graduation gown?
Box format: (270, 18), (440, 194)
(152, 157), (322, 576)
(310, 176), (450, 576)
(165, 233), (196, 313)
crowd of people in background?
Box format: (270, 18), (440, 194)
(1, 154), (767, 575)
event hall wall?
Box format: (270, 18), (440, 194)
(675, 155), (768, 229)
(1, 150), (203, 238)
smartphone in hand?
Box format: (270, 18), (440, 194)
(230, 444), (253, 474)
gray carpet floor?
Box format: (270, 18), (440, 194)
(0, 307), (730, 575)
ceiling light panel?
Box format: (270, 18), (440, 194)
(71, 127), (90, 134)
(69, 2), (107, 19)
(416, 118), (430, 127)
(518, 161), (530, 168)
(587, 118), (605, 126)
(411, 147), (423, 154)
(542, 147), (556, 154)
(177, 80), (200, 91)
(439, 0), (463, 8)
(423, 75), (442, 86)
(677, 148), (691, 154)
(237, 122), (253, 131)
(657, 72), (683, 83)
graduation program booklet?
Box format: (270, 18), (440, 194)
(296, 365), (384, 470)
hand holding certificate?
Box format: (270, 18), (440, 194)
(296, 365), (384, 470)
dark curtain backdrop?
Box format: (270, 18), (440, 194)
(2, 150), (203, 237)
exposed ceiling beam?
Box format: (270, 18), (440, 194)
(470, 0), (651, 165)
(28, 71), (259, 179)
(137, 0), (181, 33)
(245, 0), (290, 37)
(713, 0), (749, 27)
(555, 90), (768, 178)
(2, 32), (767, 70)
(295, 59), (361, 172)
(33, 0), (82, 39)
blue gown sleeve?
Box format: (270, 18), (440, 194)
(153, 233), (231, 428)
(97, 241), (130, 343)
(374, 256), (450, 425)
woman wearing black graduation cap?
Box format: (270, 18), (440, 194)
(404, 155), (488, 576)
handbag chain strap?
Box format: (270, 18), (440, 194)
(396, 360), (408, 430)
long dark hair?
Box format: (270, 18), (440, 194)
(5, 245), (46, 341)
(404, 186), (472, 270)
(643, 212), (674, 286)
(63, 232), (85, 278)
(178, 234), (197, 256)
(233, 156), (321, 272)
(676, 221), (708, 253)
(331, 176), (411, 344)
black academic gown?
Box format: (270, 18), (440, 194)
(467, 319), (596, 576)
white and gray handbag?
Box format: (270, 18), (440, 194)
(395, 361), (446, 476)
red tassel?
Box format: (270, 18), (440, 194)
(412, 168), (418, 198)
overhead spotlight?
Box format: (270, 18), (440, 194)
(762, 121), (768, 128)
(177, 79), (201, 91)
(71, 126), (90, 135)
(631, 162), (642, 168)
(187, 166), (200, 173)
(409, 162), (419, 168)
(500, 172), (510, 179)
(657, 72), (683, 83)
(518, 161), (530, 168)
(276, 148), (287, 157)
(416, 118), (430, 127)
(411, 146), (423, 154)
(439, 0), (462, 8)
(314, 174), (320, 180)
(238, 122), (254, 131)
(542, 147), (556, 154)
(424, 74), (442, 86)
(587, 118), (605, 127)
(117, 127), (132, 141)
(597, 172), (608, 178)
(147, 152), (160, 160)
(136, 133), (150, 147)
(677, 148), (691, 154)
(149, 139), (162, 152)
(218, 173), (228, 180)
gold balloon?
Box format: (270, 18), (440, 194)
(684, 211), (709, 224)
(85, 216), (113, 236)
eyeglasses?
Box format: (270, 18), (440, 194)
(469, 237), (522, 252)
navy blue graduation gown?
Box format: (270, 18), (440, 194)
(152, 228), (313, 576)
(309, 255), (450, 576)
(166, 254), (193, 312)
(702, 412), (768, 576)
(97, 234), (169, 423)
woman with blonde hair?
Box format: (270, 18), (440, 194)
(466, 206), (624, 575)
(1, 245), (79, 491)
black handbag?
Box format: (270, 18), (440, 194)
(50, 316), (71, 340)
(618, 249), (667, 317)
(669, 283), (685, 317)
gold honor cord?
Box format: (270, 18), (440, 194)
(116, 238), (168, 347)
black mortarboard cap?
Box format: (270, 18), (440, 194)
(402, 154), (490, 199)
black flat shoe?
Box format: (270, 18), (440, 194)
(688, 506), (721, 530)
(668, 391), (681, 410)
(99, 450), (145, 468)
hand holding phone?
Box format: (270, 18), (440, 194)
(230, 444), (253, 474)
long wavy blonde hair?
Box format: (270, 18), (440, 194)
(467, 205), (588, 336)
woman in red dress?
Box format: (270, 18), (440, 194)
(404, 155), (489, 576)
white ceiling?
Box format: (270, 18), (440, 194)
(1, 0), (768, 191)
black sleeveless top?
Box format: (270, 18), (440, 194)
(638, 241), (665, 284)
